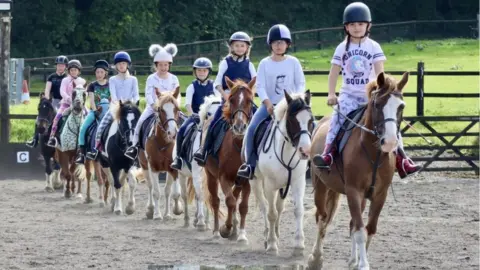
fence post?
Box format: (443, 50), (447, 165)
(416, 61), (425, 116)
(0, 11), (12, 144)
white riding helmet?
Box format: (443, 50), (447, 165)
(149, 43), (178, 63)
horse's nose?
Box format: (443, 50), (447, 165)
(300, 147), (311, 157)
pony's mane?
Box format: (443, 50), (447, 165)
(274, 92), (307, 120)
(198, 94), (222, 126)
(153, 92), (179, 112)
(222, 79), (254, 120)
(366, 73), (398, 99)
(110, 100), (137, 121)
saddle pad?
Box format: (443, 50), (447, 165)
(254, 117), (273, 157)
(179, 121), (199, 171)
(100, 122), (112, 147)
(86, 121), (98, 152)
(336, 105), (367, 154)
(55, 115), (67, 145)
(139, 114), (156, 150)
(211, 119), (229, 159)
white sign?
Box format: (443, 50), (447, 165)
(17, 151), (29, 163)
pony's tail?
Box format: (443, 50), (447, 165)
(187, 176), (195, 204)
(74, 161), (92, 183)
(131, 166), (146, 183)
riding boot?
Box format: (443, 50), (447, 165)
(312, 144), (335, 169)
(75, 146), (86, 164)
(170, 157), (183, 171)
(86, 142), (101, 160)
(125, 145), (139, 160)
(395, 148), (421, 179)
(237, 163), (254, 180)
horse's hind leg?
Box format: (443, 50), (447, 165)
(251, 176), (268, 248)
(218, 176), (237, 239)
(236, 182), (250, 244)
(172, 176), (184, 217)
(125, 169), (137, 215)
(44, 156), (54, 192)
(178, 174), (189, 227)
(206, 172), (220, 238)
(163, 173), (174, 220)
(365, 191), (388, 252)
(264, 185), (279, 255)
(84, 160), (94, 203)
(308, 174), (340, 269)
(346, 185), (369, 270)
(291, 176), (306, 255)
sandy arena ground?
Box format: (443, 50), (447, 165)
(0, 172), (478, 270)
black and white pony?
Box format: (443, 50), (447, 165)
(36, 93), (63, 191)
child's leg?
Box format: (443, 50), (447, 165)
(395, 133), (421, 178)
(78, 111), (96, 147)
(237, 103), (270, 179)
(94, 111), (113, 148)
(192, 104), (223, 165)
(49, 104), (68, 138)
(171, 117), (195, 170)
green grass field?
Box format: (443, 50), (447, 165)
(10, 38), (479, 148)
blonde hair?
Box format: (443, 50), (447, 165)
(225, 40), (252, 59)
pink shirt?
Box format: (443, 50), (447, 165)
(60, 76), (86, 105)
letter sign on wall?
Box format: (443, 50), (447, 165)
(17, 151), (29, 163)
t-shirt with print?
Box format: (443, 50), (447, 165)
(47, 72), (67, 100)
(331, 38), (386, 97)
(145, 73), (181, 107)
(87, 81), (110, 106)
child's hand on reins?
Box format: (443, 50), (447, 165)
(327, 94), (338, 106)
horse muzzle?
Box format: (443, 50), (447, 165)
(380, 137), (398, 153)
(232, 122), (247, 136)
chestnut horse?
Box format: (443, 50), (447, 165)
(204, 77), (256, 244)
(54, 86), (87, 198)
(307, 72), (409, 270)
(139, 88), (188, 223)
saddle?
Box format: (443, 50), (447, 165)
(86, 121), (98, 152)
(210, 118), (230, 160)
(253, 116), (274, 157)
(54, 115), (67, 146)
(139, 114), (157, 150)
(178, 115), (200, 171)
(334, 105), (367, 155)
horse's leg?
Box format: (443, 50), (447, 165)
(350, 198), (367, 244)
(104, 173), (110, 206)
(144, 168), (155, 219)
(264, 181), (279, 255)
(308, 176), (341, 269)
(71, 163), (83, 199)
(172, 176), (184, 216)
(125, 169), (137, 215)
(251, 176), (268, 248)
(163, 173), (174, 220)
(84, 160), (94, 203)
(60, 154), (72, 198)
(192, 166), (206, 231)
(178, 174), (189, 227)
(228, 185), (242, 240)
(96, 165), (106, 207)
(236, 182), (250, 244)
(365, 192), (388, 252)
(218, 175), (236, 239)
(150, 170), (162, 220)
(44, 156), (54, 192)
(275, 189), (285, 248)
(291, 176), (306, 255)
(346, 186), (369, 270)
(206, 171), (220, 238)
(110, 168), (122, 214)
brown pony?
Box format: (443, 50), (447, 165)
(307, 72), (409, 270)
(75, 158), (110, 206)
(204, 77), (256, 244)
(138, 88), (188, 222)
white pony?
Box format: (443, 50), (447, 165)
(174, 94), (222, 230)
(249, 90), (313, 255)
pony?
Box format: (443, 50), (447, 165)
(177, 94), (222, 230)
(307, 72), (409, 270)
(36, 93), (63, 192)
(54, 86), (87, 198)
(100, 100), (141, 214)
(138, 88), (186, 222)
(203, 77), (256, 243)
(248, 90), (314, 255)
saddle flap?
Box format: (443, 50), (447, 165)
(212, 119), (229, 158)
(254, 117), (273, 157)
(139, 114), (156, 150)
(179, 118), (199, 171)
(86, 121), (98, 151)
(336, 105), (367, 154)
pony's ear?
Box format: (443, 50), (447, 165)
(225, 76), (234, 90)
(119, 100), (123, 106)
(155, 87), (163, 98)
(396, 72), (409, 92)
(376, 72), (386, 89)
(247, 77), (256, 91)
(172, 86), (180, 99)
(284, 90), (292, 104)
(304, 89), (311, 105)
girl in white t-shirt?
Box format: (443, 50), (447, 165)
(312, 2), (420, 178)
(124, 43), (180, 160)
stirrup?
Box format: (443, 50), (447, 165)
(125, 146), (138, 160)
(86, 150), (98, 160)
(237, 164), (253, 180)
(75, 154), (85, 164)
(193, 150), (207, 166)
(170, 157), (183, 170)
(47, 138), (57, 148)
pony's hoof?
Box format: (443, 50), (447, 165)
(45, 186), (54, 193)
(145, 206), (154, 219)
(307, 254), (323, 270)
(76, 193), (83, 199)
(292, 247), (304, 257)
(196, 221), (207, 232)
(163, 214), (173, 221)
(99, 201), (105, 208)
(64, 190), (72, 199)
(153, 213), (163, 220)
(114, 209), (122, 215)
(53, 181), (63, 190)
(84, 197), (94, 204)
(213, 231), (221, 239)
(193, 218), (198, 227)
(237, 235), (249, 245)
(266, 243), (279, 256)
(228, 230), (239, 241)
(183, 220), (190, 228)
(348, 257), (358, 270)
(173, 205), (183, 216)
(219, 225), (232, 238)
(125, 206), (135, 215)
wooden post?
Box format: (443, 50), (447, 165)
(416, 61), (425, 116)
(0, 11), (11, 144)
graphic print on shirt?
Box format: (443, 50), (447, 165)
(342, 48), (373, 86)
(275, 75), (286, 95)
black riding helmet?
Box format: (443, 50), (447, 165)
(55, 55), (69, 65)
(192, 57), (213, 81)
(343, 2), (372, 24)
(94, 60), (109, 71)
